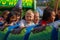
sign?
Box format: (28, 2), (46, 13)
(0, 0), (18, 7)
(22, 0), (33, 8)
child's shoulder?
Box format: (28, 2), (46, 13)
(26, 22), (35, 27)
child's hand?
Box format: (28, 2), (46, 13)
(32, 26), (46, 34)
(4, 22), (8, 27)
(10, 23), (14, 26)
(20, 26), (26, 29)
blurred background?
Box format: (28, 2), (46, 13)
(0, 0), (60, 40)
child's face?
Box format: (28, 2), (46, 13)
(10, 15), (17, 22)
(16, 15), (20, 21)
(34, 13), (40, 24)
(3, 12), (10, 19)
(49, 11), (56, 22)
(25, 13), (34, 23)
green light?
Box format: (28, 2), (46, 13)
(0, 0), (18, 7)
(1, 0), (6, 5)
(22, 0), (33, 8)
(0, 0), (34, 9)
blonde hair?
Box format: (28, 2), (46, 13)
(34, 11), (40, 16)
(25, 10), (34, 16)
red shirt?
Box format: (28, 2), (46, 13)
(41, 20), (47, 26)
(0, 17), (4, 21)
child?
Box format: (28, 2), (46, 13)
(33, 12), (40, 24)
(40, 8), (58, 40)
(2, 10), (10, 20)
(0, 10), (10, 31)
(34, 8), (59, 40)
(41, 8), (56, 26)
(11, 11), (22, 34)
(4, 12), (20, 40)
(51, 8), (60, 40)
(32, 11), (41, 33)
(22, 10), (35, 40)
(32, 8), (56, 34)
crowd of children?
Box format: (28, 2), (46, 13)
(0, 7), (60, 40)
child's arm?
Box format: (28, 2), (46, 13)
(32, 26), (46, 33)
(19, 21), (26, 29)
(11, 21), (26, 34)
